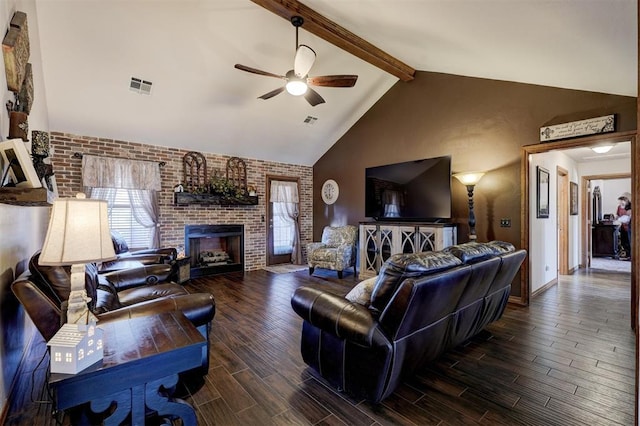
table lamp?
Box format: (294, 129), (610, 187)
(39, 193), (116, 324)
(453, 172), (485, 241)
(40, 193), (116, 373)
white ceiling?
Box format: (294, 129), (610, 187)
(559, 140), (631, 164)
(34, 0), (637, 166)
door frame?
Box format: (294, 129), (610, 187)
(557, 166), (569, 275)
(265, 174), (301, 266)
(519, 130), (637, 309)
(580, 173), (631, 268)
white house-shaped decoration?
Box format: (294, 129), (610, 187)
(47, 321), (104, 374)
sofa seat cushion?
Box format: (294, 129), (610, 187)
(117, 283), (188, 307)
(309, 247), (338, 262)
(370, 251), (461, 313)
(345, 276), (377, 307)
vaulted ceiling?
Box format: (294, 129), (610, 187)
(34, 0), (637, 166)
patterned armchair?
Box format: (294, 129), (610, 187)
(307, 225), (358, 278)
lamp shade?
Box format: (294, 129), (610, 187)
(453, 172), (485, 186)
(39, 193), (116, 265)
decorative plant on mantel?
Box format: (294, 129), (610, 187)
(177, 154), (257, 205)
(209, 171), (244, 198)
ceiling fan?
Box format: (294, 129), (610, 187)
(234, 16), (358, 107)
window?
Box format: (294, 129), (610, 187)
(272, 202), (294, 255)
(91, 188), (152, 250)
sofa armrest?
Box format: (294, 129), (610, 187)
(116, 253), (171, 264)
(291, 287), (379, 347)
(306, 242), (326, 254)
(335, 243), (356, 265)
(97, 292), (215, 328)
(129, 247), (177, 262)
(100, 264), (174, 291)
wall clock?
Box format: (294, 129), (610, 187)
(321, 179), (339, 205)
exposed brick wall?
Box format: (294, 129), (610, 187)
(48, 132), (313, 271)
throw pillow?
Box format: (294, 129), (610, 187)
(345, 276), (377, 307)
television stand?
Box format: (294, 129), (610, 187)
(358, 221), (457, 279)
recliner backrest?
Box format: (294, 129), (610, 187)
(321, 225), (358, 247)
(369, 251), (462, 314)
(111, 230), (130, 254)
(378, 265), (472, 340)
(29, 251), (99, 312)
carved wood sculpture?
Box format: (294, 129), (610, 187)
(226, 157), (247, 193)
(2, 11), (30, 93)
(183, 152), (207, 192)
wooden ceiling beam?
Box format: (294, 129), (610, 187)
(250, 0), (415, 81)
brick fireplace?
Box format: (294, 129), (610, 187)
(185, 224), (244, 277)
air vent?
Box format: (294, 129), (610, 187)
(129, 77), (152, 95)
(303, 116), (318, 125)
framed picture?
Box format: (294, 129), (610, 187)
(0, 138), (42, 188)
(536, 166), (549, 218)
(570, 182), (578, 215)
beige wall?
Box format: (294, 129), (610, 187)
(48, 132), (313, 270)
(313, 71), (636, 247)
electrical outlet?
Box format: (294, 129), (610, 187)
(500, 218), (511, 227)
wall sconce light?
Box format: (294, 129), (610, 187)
(453, 172), (485, 241)
(591, 145), (613, 154)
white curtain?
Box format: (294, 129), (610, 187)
(83, 156), (161, 247)
(270, 180), (302, 264)
(89, 187), (117, 211)
(129, 189), (160, 248)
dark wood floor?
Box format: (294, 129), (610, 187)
(5, 267), (636, 425)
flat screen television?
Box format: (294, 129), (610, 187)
(365, 155), (452, 222)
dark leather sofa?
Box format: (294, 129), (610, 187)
(291, 241), (526, 403)
(12, 251), (215, 373)
(98, 230), (178, 273)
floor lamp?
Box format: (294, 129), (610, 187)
(453, 172), (485, 241)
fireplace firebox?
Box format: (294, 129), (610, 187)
(185, 224), (244, 278)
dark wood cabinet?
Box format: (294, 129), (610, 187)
(592, 224), (619, 258)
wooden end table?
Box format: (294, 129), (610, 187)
(48, 312), (205, 425)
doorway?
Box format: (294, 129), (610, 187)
(265, 175), (301, 266)
(520, 130), (636, 326)
(582, 174), (631, 270)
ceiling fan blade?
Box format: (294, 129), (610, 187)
(304, 87), (325, 107)
(234, 64), (284, 79)
(307, 75), (358, 87)
(294, 44), (316, 78)
(258, 86), (286, 100)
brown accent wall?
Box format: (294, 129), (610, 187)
(49, 132), (313, 271)
(313, 71), (636, 247)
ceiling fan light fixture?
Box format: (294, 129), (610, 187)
(285, 74), (308, 96)
(591, 145), (614, 154)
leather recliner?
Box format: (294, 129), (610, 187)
(98, 230), (178, 273)
(12, 251), (215, 373)
(291, 241), (526, 403)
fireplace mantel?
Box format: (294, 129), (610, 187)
(174, 192), (258, 206)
